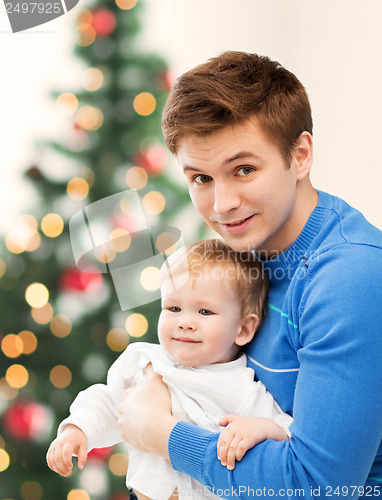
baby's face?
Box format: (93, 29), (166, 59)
(158, 268), (243, 367)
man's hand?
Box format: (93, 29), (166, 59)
(118, 363), (179, 460)
(46, 424), (88, 476)
(217, 415), (289, 470)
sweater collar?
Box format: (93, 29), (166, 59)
(256, 190), (330, 275)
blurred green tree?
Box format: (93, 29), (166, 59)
(0, 1), (202, 498)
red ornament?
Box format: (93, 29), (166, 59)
(92, 8), (116, 37)
(2, 400), (48, 441)
(111, 494), (131, 500)
(88, 445), (114, 462)
(25, 165), (43, 180)
(59, 267), (103, 292)
(133, 145), (168, 176)
(112, 213), (140, 235)
(157, 70), (175, 92)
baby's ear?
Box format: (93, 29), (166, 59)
(235, 314), (259, 347)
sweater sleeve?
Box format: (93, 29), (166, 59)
(168, 245), (382, 498)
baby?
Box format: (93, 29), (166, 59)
(47, 239), (292, 500)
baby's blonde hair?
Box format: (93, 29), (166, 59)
(160, 239), (268, 325)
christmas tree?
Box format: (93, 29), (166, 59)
(0, 1), (202, 498)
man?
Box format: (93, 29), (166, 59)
(118, 51), (382, 498)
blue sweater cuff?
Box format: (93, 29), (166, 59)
(168, 421), (215, 479)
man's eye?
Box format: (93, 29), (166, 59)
(199, 309), (214, 316)
(194, 174), (212, 184)
(237, 166), (255, 176)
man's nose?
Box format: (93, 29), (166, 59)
(213, 181), (240, 215)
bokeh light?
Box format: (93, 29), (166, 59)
(142, 191), (166, 215)
(77, 24), (96, 47)
(25, 283), (49, 308)
(21, 481), (43, 500)
(140, 266), (160, 292)
(0, 257), (6, 278)
(125, 313), (148, 337)
(133, 92), (156, 116)
(109, 228), (131, 252)
(50, 365), (72, 389)
(95, 243), (116, 264)
(0, 449), (10, 472)
(156, 231), (179, 255)
(1, 334), (23, 358)
(77, 8), (93, 25)
(106, 328), (129, 352)
(108, 452), (129, 476)
(50, 315), (72, 338)
(82, 67), (104, 91)
(125, 166), (148, 190)
(82, 355), (107, 382)
(6, 364), (29, 389)
(0, 377), (18, 400)
(77, 105), (104, 131)
(68, 490), (90, 500)
(6, 215), (39, 254)
(67, 177), (90, 201)
(56, 93), (79, 116)
(115, 0), (137, 10)
(41, 213), (64, 238)
(79, 464), (108, 496)
(19, 330), (38, 354)
(25, 232), (41, 252)
(31, 302), (54, 324)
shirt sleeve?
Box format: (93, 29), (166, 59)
(58, 347), (132, 451)
(168, 245), (382, 498)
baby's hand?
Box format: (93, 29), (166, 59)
(217, 415), (288, 471)
(46, 424), (88, 476)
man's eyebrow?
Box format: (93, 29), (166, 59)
(224, 151), (263, 164)
(182, 151), (262, 172)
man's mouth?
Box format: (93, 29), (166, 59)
(220, 214), (256, 232)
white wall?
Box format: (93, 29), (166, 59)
(142, 0), (382, 229)
(1, 0), (381, 234)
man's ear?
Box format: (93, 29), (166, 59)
(292, 131), (313, 180)
(235, 314), (259, 347)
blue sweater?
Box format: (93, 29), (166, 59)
(168, 191), (382, 499)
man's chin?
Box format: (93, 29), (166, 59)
(218, 234), (256, 253)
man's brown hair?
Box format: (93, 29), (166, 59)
(162, 51), (313, 164)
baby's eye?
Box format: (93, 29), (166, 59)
(194, 174), (212, 184)
(199, 309), (214, 316)
(237, 166), (255, 176)
(168, 306), (181, 313)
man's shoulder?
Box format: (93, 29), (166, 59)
(312, 191), (382, 256)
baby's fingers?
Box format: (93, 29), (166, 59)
(47, 442), (70, 476)
(225, 436), (241, 471)
(217, 428), (234, 467)
(76, 443), (88, 470)
(235, 438), (251, 462)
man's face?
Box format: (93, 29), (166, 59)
(177, 117), (304, 255)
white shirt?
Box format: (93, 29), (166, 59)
(59, 342), (292, 499)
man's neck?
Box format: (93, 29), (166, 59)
(257, 181), (318, 260)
